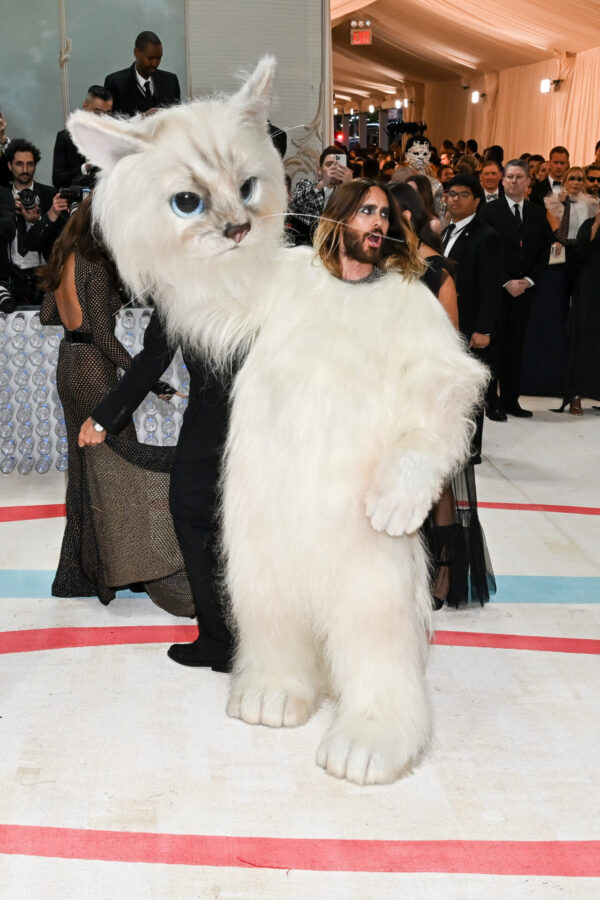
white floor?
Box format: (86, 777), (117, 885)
(1, 397), (599, 898)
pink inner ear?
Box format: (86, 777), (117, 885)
(69, 116), (144, 171)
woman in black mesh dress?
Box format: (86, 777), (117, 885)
(40, 197), (192, 611)
(39, 196), (136, 602)
(386, 182), (496, 609)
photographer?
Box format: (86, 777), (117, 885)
(287, 145), (353, 245)
(4, 138), (68, 305)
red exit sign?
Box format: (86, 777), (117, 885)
(351, 28), (372, 45)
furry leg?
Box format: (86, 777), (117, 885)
(226, 576), (321, 728)
(316, 538), (432, 784)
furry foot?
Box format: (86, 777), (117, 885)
(316, 717), (424, 785)
(226, 685), (314, 728)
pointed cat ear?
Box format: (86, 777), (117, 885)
(68, 110), (149, 172)
(232, 55), (276, 127)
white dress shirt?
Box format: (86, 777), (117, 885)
(444, 213), (476, 254)
(135, 69), (154, 97)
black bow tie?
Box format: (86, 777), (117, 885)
(552, 180), (562, 187)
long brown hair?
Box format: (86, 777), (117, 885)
(37, 193), (118, 291)
(313, 179), (424, 279)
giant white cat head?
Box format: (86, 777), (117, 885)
(68, 56), (286, 355)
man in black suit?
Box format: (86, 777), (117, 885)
(479, 160), (504, 204)
(0, 186), (16, 308)
(480, 159), (553, 417)
(442, 174), (504, 447)
(104, 30), (181, 117)
(3, 139), (68, 305)
(78, 312), (234, 672)
(529, 146), (570, 206)
(52, 86), (113, 187)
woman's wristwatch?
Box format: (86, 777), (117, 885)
(91, 419), (105, 433)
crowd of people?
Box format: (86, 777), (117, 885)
(288, 138), (600, 418)
(1, 34), (598, 674)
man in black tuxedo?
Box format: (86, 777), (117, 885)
(529, 146), (570, 206)
(479, 160), (504, 204)
(480, 159), (553, 417)
(442, 175), (504, 447)
(78, 312), (234, 672)
(4, 139), (68, 305)
(52, 85), (113, 187)
(0, 186), (16, 308)
(104, 30), (181, 117)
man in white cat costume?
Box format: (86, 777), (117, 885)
(69, 57), (487, 785)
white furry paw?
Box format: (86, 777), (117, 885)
(226, 686), (313, 728)
(316, 717), (421, 785)
(365, 451), (438, 536)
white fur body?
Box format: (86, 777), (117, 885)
(222, 246), (485, 783)
(68, 58), (488, 784)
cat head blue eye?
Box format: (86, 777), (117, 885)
(170, 192), (204, 218)
(240, 177), (257, 205)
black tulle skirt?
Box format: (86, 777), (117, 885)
(422, 465), (496, 608)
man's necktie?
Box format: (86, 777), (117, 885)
(486, 193), (497, 202)
(552, 180), (562, 188)
(513, 203), (522, 226)
(16, 215), (28, 257)
(144, 80), (152, 100)
(442, 223), (455, 250)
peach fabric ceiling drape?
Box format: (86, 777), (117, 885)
(332, 0), (600, 160)
(423, 50), (599, 164)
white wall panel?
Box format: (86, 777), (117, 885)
(186, 0), (331, 183)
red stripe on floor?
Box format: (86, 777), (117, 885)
(433, 630), (600, 655)
(2, 501), (599, 525)
(477, 501), (600, 515)
(0, 825), (598, 875)
(0, 625), (198, 654)
(0, 626), (597, 656)
(0, 504), (66, 523)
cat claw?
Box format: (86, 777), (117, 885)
(226, 686), (313, 727)
(316, 719), (417, 784)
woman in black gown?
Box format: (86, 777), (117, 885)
(39, 197), (189, 612)
(387, 182), (496, 608)
(558, 206), (600, 413)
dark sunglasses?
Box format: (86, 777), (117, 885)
(567, 176), (584, 181)
(587, 175), (600, 182)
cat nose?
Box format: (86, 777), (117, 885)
(224, 222), (251, 243)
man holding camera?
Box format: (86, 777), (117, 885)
(4, 138), (68, 306)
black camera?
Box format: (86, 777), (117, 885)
(17, 188), (37, 211)
(0, 282), (15, 313)
(59, 186), (90, 204)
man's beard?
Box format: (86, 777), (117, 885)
(342, 226), (383, 265)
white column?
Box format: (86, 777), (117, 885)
(378, 109), (389, 150)
(358, 112), (368, 147)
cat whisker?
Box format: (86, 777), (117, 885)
(257, 213), (407, 245)
(113, 285), (152, 316)
(270, 123), (309, 138)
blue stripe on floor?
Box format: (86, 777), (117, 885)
(0, 571), (598, 603)
(493, 576), (599, 604)
(0, 570), (141, 599)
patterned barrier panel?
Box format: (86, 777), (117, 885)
(0, 309), (187, 476)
